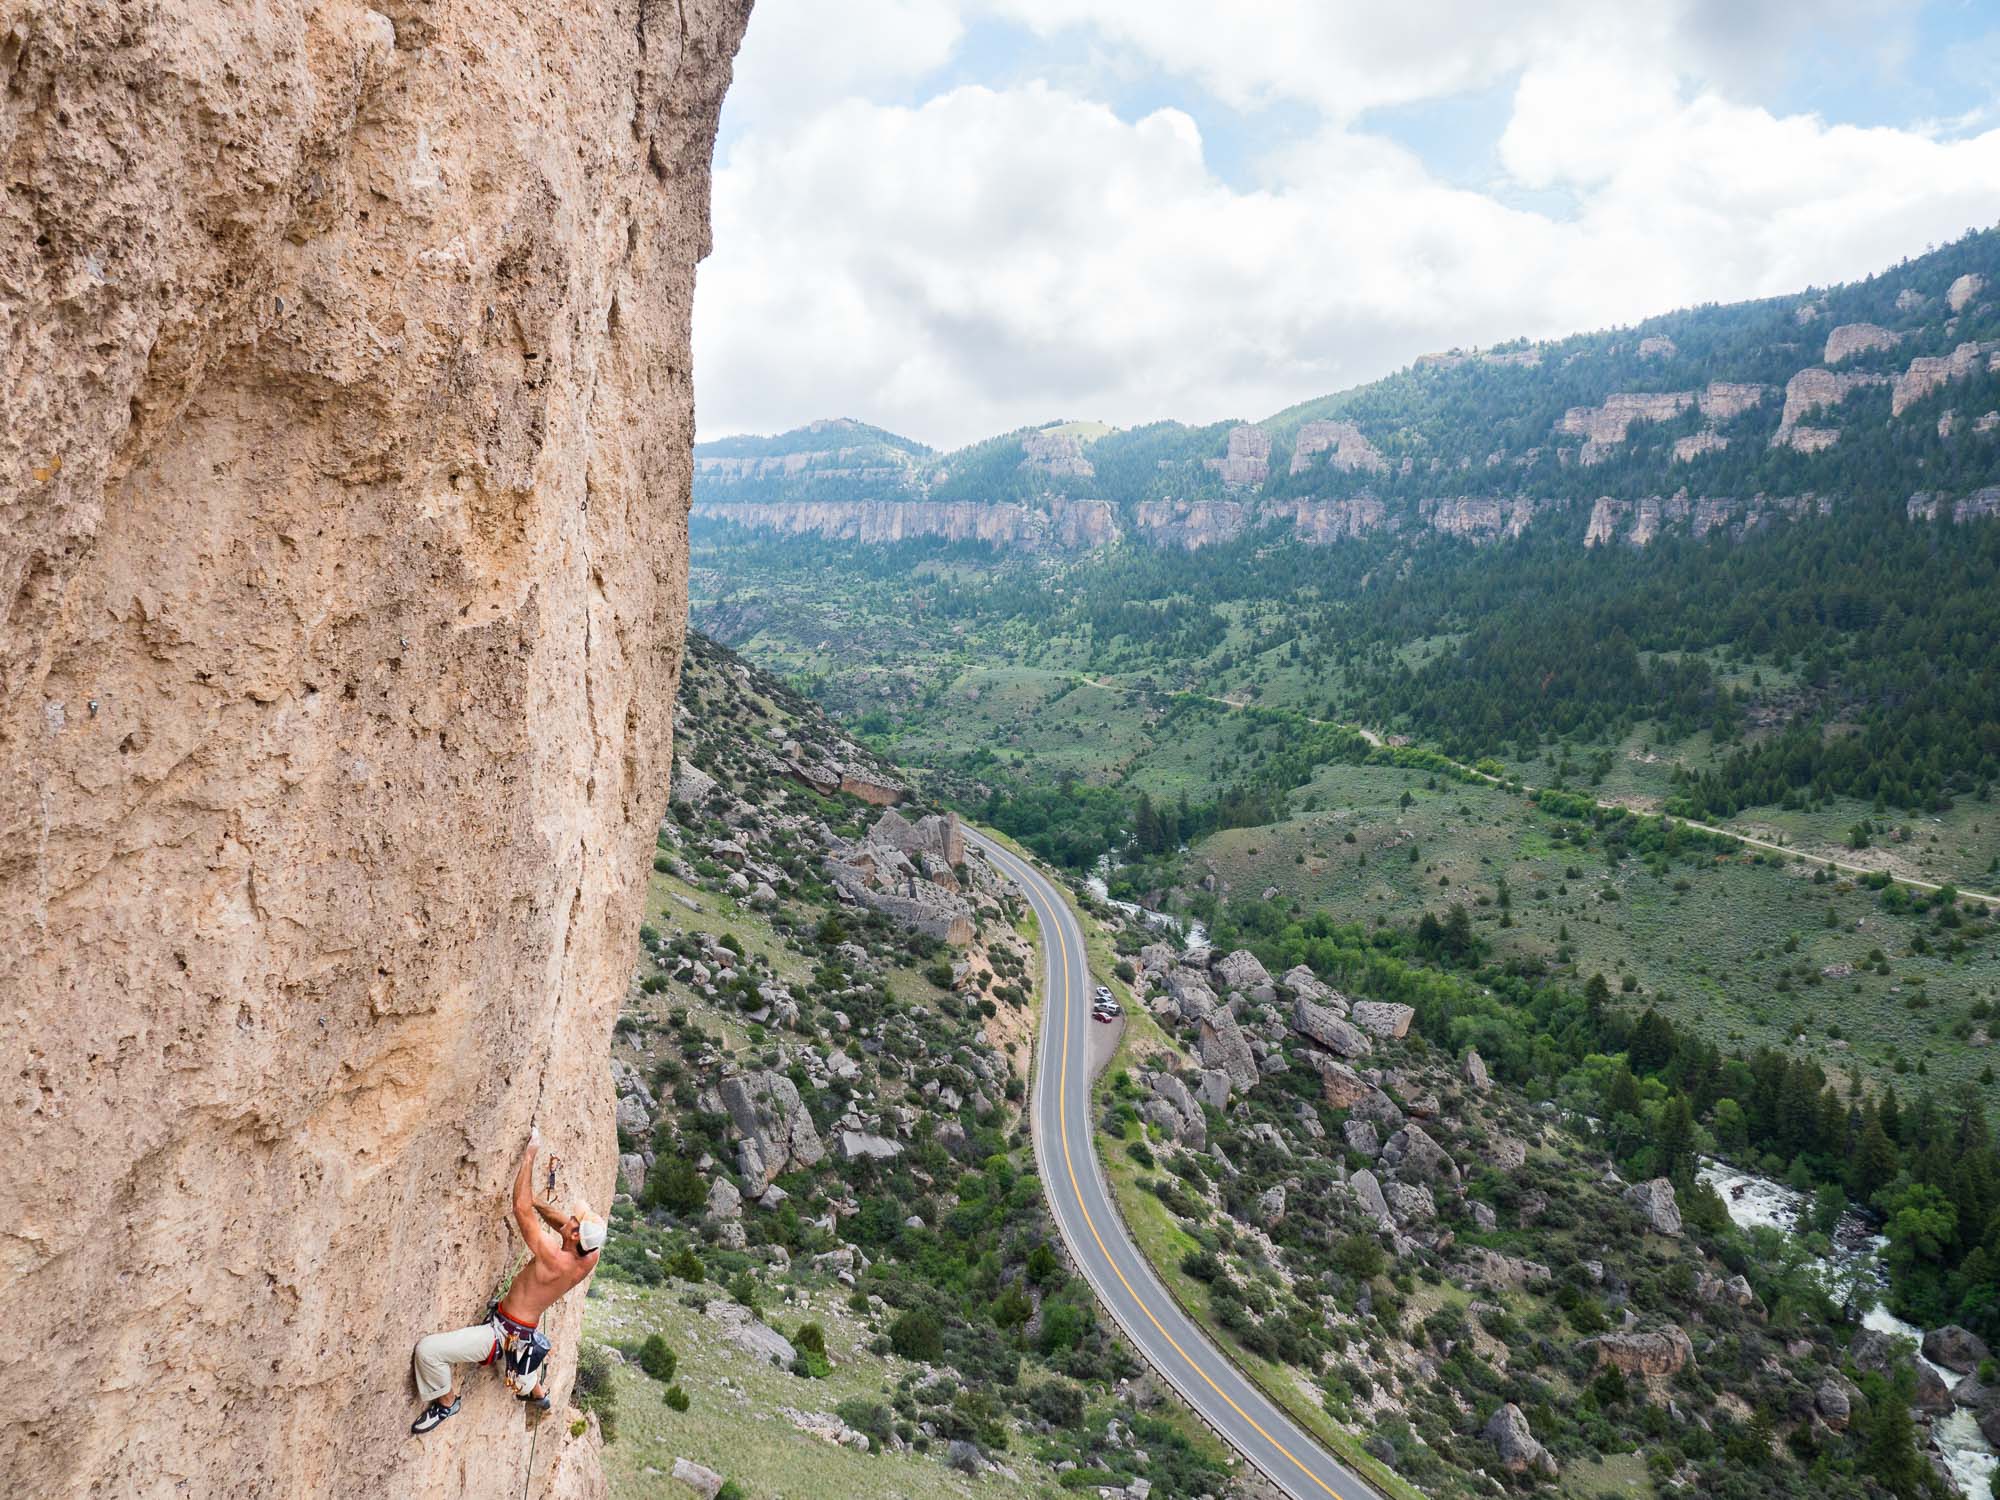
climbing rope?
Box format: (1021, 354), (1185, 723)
(521, 1416), (540, 1500)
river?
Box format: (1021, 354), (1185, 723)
(1085, 862), (1207, 951)
(1698, 1160), (1996, 1497)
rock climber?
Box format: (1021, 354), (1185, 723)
(410, 1128), (606, 1434)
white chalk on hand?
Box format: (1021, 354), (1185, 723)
(531, 1125), (542, 1149)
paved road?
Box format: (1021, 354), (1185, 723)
(967, 829), (1386, 1500)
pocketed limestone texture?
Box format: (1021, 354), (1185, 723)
(0, 1), (751, 1495)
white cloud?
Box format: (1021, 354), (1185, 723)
(725, 0), (964, 122)
(694, 3), (2000, 448)
(984, 0), (1922, 119)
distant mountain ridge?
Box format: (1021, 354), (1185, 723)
(695, 228), (2000, 550)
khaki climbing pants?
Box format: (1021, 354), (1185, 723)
(412, 1322), (497, 1402)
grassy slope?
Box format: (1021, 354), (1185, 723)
(1201, 758), (1999, 1115)
(589, 1277), (1030, 1500)
(604, 863), (1054, 1500)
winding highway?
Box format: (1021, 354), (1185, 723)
(967, 829), (1385, 1500)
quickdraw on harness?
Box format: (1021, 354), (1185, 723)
(487, 1303), (552, 1398)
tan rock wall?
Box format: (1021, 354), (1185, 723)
(0, 2), (751, 1496)
(691, 496), (1120, 548)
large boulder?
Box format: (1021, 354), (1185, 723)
(1257, 1184), (1287, 1227)
(1292, 997), (1371, 1058)
(1145, 1074), (1207, 1149)
(1382, 1181), (1436, 1226)
(1583, 1326), (1695, 1377)
(1141, 1098), (1196, 1147)
(705, 1177), (743, 1221)
(1850, 1327), (1904, 1374)
(1922, 1325), (1991, 1375)
(1461, 1050), (1490, 1090)
(670, 758), (720, 808)
(1976, 1390), (2000, 1448)
(705, 1299), (797, 1367)
(1484, 1403), (1557, 1478)
(1814, 1379), (1851, 1433)
(1350, 1001), (1415, 1039)
(1458, 1247), (1551, 1291)
(1199, 1012), (1260, 1092)
(1695, 1272), (1757, 1309)
(1342, 1119), (1381, 1158)
(1165, 967), (1219, 1019)
(1623, 1177), (1683, 1237)
(1350, 1089), (1405, 1132)
(672, 1457), (725, 1500)
(835, 1130), (904, 1163)
(1279, 965), (1347, 1012)
(1348, 1169), (1391, 1224)
(617, 1152), (648, 1196)
(1150, 1072), (1200, 1121)
(866, 808), (965, 867)
(1213, 949), (1274, 998)
(1380, 1124), (1457, 1186)
(1197, 1070), (1233, 1111)
(1298, 1051), (1370, 1107)
(615, 1091), (654, 1139)
(1912, 1360), (1956, 1415)
(824, 846), (974, 943)
(720, 1070), (826, 1188)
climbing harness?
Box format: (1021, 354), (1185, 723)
(487, 1303), (552, 1399)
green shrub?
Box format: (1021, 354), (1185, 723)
(794, 1321), (827, 1357)
(835, 1398), (894, 1450)
(1181, 1249), (1222, 1282)
(1334, 1234), (1385, 1280)
(889, 1308), (944, 1362)
(573, 1344), (619, 1443)
(663, 1385), (690, 1411)
(1027, 1380), (1084, 1428)
(666, 1246), (706, 1283)
(645, 1157), (706, 1216)
(637, 1334), (677, 1383)
(715, 1482), (745, 1500)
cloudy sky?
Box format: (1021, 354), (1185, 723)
(693, 0), (2000, 449)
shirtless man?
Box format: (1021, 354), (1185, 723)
(410, 1129), (605, 1434)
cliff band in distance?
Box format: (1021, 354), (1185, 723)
(1, 2), (752, 1496)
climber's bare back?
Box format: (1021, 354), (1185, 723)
(499, 1233), (596, 1323)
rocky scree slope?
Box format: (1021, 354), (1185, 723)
(1087, 930), (1985, 1498)
(693, 231), (2000, 552)
(583, 633), (1232, 1499)
(1, 4), (751, 1497)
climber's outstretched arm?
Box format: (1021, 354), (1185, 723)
(513, 1135), (556, 1259)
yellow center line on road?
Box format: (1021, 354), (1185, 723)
(979, 836), (1362, 1500)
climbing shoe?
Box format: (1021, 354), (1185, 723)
(411, 1396), (461, 1435)
(519, 1389), (552, 1414)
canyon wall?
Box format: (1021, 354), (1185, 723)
(0, 2), (751, 1496)
(691, 496), (1121, 548)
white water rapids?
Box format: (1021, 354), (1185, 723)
(1085, 863), (1206, 951)
(1699, 1160), (1996, 1497)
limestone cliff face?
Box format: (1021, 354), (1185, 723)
(0, 2), (751, 1497)
(691, 497), (1119, 549)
